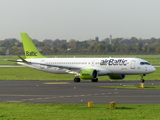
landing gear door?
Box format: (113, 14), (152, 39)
(130, 60), (136, 69)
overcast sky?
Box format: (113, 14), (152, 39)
(0, 0), (160, 41)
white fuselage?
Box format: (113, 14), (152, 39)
(18, 58), (156, 76)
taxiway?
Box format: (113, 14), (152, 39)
(0, 80), (160, 104)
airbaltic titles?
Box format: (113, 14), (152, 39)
(100, 59), (127, 66)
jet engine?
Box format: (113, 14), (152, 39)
(79, 69), (98, 80)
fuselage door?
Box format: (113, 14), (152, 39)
(130, 60), (136, 69)
(40, 60), (46, 69)
(91, 61), (94, 67)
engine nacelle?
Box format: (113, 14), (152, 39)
(109, 74), (125, 79)
(79, 69), (98, 80)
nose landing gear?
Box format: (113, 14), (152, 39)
(140, 74), (146, 83)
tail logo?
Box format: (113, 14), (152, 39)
(26, 51), (37, 56)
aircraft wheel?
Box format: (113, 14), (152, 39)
(140, 79), (145, 83)
(92, 78), (98, 82)
(74, 77), (81, 82)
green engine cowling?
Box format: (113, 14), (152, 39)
(109, 74), (125, 79)
(79, 69), (98, 80)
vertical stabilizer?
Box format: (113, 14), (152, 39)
(20, 33), (46, 59)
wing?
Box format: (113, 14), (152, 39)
(31, 61), (81, 70)
(6, 56), (103, 75)
(6, 56), (82, 75)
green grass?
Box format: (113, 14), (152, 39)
(0, 67), (159, 81)
(100, 86), (160, 89)
(0, 56), (19, 65)
(0, 67), (74, 80)
(0, 103), (159, 120)
(0, 67), (156, 81)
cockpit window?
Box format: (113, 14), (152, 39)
(140, 62), (151, 65)
(145, 62), (151, 65)
(140, 62), (145, 65)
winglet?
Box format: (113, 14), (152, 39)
(20, 33), (46, 59)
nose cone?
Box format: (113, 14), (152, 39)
(152, 67), (156, 72)
(148, 66), (156, 73)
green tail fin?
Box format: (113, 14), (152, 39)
(20, 33), (46, 59)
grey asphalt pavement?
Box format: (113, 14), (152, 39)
(0, 80), (160, 104)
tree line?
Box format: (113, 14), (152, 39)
(0, 36), (160, 55)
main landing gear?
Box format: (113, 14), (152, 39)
(74, 77), (81, 82)
(140, 74), (146, 83)
(73, 77), (98, 82)
(92, 78), (98, 82)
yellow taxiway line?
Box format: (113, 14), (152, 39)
(43, 82), (70, 84)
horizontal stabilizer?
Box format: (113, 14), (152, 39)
(5, 56), (31, 64)
(5, 59), (21, 62)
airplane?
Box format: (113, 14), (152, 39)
(8, 33), (156, 83)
